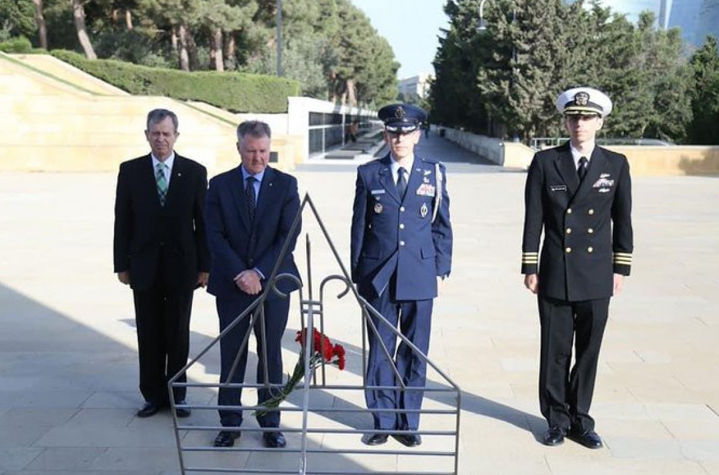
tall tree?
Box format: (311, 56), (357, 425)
(71, 0), (96, 58)
(687, 36), (719, 144)
(31, 0), (48, 48)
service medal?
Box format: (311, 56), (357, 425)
(374, 202), (383, 214)
(420, 203), (428, 218)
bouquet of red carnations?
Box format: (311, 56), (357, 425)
(254, 328), (345, 416)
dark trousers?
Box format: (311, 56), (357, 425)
(132, 266), (193, 405)
(217, 296), (290, 428)
(538, 296), (610, 432)
(365, 290), (433, 431)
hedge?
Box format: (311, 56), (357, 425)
(0, 36), (34, 54)
(50, 50), (301, 113)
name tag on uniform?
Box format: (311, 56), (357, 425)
(550, 185), (567, 192)
(370, 189), (385, 196)
(416, 184), (435, 196)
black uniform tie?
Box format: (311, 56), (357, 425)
(577, 156), (588, 182)
(245, 176), (256, 224)
(396, 166), (407, 201)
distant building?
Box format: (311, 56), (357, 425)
(565, 0), (671, 27)
(691, 0), (719, 47)
(398, 74), (433, 101)
(565, 0), (719, 49)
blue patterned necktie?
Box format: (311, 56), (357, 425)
(156, 162), (168, 206)
(245, 176), (256, 224)
(396, 166), (407, 201)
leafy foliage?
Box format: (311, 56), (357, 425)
(431, 0), (706, 143)
(1, 0), (398, 108)
(52, 49), (301, 113)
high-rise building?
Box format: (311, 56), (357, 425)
(565, 0), (719, 48)
(668, 0), (702, 44)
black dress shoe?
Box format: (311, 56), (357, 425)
(174, 400), (191, 418)
(569, 429), (603, 449)
(214, 430), (241, 447)
(136, 402), (160, 418)
(392, 432), (422, 447)
(262, 430), (286, 448)
(543, 426), (567, 446)
(362, 433), (389, 446)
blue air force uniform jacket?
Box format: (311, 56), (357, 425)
(351, 154), (453, 301)
(521, 143), (633, 302)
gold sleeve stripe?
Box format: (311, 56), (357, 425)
(522, 252), (539, 256)
(614, 259), (632, 264)
(522, 259), (539, 264)
(614, 253), (632, 257)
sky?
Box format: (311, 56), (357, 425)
(351, 0), (450, 79)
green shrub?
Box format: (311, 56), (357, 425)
(50, 50), (301, 113)
(0, 36), (33, 54)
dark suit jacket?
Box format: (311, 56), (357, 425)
(113, 153), (211, 292)
(521, 142), (633, 301)
(205, 166), (301, 301)
(350, 154), (453, 301)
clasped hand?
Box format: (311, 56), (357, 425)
(235, 269), (262, 295)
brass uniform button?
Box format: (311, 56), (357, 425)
(567, 208), (573, 214)
(566, 228), (572, 234)
(565, 247), (572, 253)
(588, 228), (594, 234)
(588, 247), (594, 253)
(588, 209), (594, 215)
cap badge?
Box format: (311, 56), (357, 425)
(395, 106), (406, 119)
(574, 92), (590, 106)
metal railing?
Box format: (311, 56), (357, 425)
(169, 194), (461, 474)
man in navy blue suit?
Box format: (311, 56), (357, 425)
(351, 104), (453, 447)
(205, 121), (301, 449)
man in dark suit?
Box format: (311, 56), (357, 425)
(351, 104), (453, 448)
(114, 108), (210, 418)
(522, 87), (633, 449)
(205, 121), (301, 449)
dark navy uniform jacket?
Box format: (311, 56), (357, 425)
(521, 142), (633, 302)
(351, 154), (453, 301)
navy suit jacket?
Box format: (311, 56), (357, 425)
(205, 165), (301, 301)
(351, 154), (453, 301)
(521, 142), (633, 301)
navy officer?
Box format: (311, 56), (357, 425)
(521, 87), (633, 449)
(351, 103), (453, 447)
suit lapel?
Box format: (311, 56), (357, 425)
(572, 147), (607, 203)
(229, 166), (252, 231)
(163, 154), (184, 208)
(554, 144), (579, 197)
(377, 154), (400, 204)
(255, 166), (275, 225)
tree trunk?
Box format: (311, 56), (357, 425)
(31, 0), (48, 50)
(346, 79), (357, 107)
(211, 28), (224, 71)
(125, 9), (134, 30)
(186, 27), (198, 71)
(177, 24), (190, 71)
(224, 32), (236, 70)
(71, 0), (97, 59)
(171, 26), (178, 53)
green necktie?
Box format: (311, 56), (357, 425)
(156, 162), (168, 206)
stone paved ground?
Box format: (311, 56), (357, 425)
(1, 133), (718, 474)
